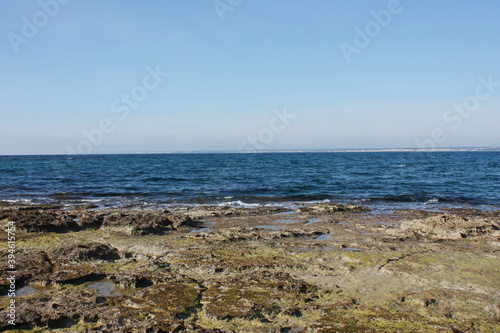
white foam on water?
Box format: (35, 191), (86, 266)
(217, 200), (261, 208)
(3, 199), (34, 204)
(80, 199), (104, 203)
(425, 198), (439, 204)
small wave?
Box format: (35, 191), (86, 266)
(281, 194), (332, 201)
(368, 194), (475, 204)
(80, 199), (105, 203)
(92, 192), (152, 198)
(49, 192), (88, 199)
(217, 200), (261, 208)
(2, 199), (34, 204)
(394, 164), (407, 167)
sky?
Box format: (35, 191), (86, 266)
(1, 0), (499, 155)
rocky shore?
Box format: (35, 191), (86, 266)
(1, 202), (499, 332)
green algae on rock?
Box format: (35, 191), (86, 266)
(1, 204), (499, 332)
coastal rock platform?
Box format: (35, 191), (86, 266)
(1, 203), (499, 332)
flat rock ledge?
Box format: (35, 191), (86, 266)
(390, 214), (500, 240)
(294, 203), (370, 215)
(0, 207), (193, 235)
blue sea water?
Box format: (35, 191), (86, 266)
(0, 152), (499, 210)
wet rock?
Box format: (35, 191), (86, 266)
(294, 203), (369, 215)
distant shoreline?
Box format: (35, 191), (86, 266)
(2, 147), (499, 156)
(234, 147), (500, 153)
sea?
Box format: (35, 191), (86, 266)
(0, 152), (499, 211)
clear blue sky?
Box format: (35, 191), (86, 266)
(1, 0), (499, 154)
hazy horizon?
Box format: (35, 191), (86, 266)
(2, 146), (500, 157)
(1, 1), (499, 155)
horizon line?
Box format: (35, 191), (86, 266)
(1, 146), (500, 156)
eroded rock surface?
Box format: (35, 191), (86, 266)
(1, 203), (499, 332)
(294, 203), (370, 215)
(185, 226), (324, 242)
(100, 211), (192, 235)
(0, 206), (194, 235)
(49, 243), (121, 262)
(187, 205), (289, 219)
(393, 214), (500, 240)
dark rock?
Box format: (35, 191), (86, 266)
(1, 205), (194, 235)
(188, 205), (289, 218)
(294, 203), (370, 215)
(0, 251), (52, 292)
(3, 209), (86, 233)
(100, 211), (193, 235)
(49, 243), (120, 262)
(186, 227), (324, 242)
(202, 271), (317, 321)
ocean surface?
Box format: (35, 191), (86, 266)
(0, 152), (499, 210)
